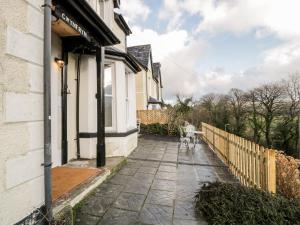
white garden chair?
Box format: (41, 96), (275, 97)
(185, 124), (196, 150)
(178, 126), (190, 150)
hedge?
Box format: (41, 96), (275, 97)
(195, 182), (300, 225)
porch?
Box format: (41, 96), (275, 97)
(74, 135), (237, 225)
(51, 157), (126, 217)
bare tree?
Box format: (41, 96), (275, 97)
(199, 93), (217, 125)
(199, 94), (230, 129)
(274, 75), (300, 155)
(253, 83), (285, 147)
(244, 90), (263, 143)
(228, 88), (247, 136)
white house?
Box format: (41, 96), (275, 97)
(128, 45), (163, 110)
(0, 0), (140, 224)
(103, 13), (140, 158)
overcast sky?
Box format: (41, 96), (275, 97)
(118, 0), (300, 102)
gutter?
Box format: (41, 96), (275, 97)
(54, 0), (120, 46)
(105, 48), (141, 73)
(43, 0), (53, 223)
(114, 13), (132, 35)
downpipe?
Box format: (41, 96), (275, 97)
(76, 55), (81, 159)
(43, 0), (53, 223)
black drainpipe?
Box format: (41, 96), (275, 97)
(43, 0), (52, 223)
(96, 47), (106, 167)
(76, 55), (81, 159)
(61, 47), (69, 165)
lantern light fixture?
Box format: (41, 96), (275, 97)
(55, 57), (65, 68)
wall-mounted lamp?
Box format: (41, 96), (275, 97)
(55, 57), (65, 68)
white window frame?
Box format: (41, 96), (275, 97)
(104, 63), (116, 132)
(125, 71), (130, 128)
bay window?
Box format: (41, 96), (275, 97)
(104, 65), (114, 128)
(125, 72), (129, 127)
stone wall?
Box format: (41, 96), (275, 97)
(0, 0), (45, 224)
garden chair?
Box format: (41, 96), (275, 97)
(178, 126), (190, 150)
(185, 124), (197, 150)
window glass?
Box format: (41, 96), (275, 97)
(125, 73), (129, 125)
(104, 67), (113, 127)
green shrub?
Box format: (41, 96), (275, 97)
(140, 123), (169, 136)
(195, 182), (300, 225)
(141, 123), (178, 136)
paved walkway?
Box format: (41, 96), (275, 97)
(75, 135), (236, 225)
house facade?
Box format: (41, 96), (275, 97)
(103, 13), (140, 157)
(0, 0), (139, 224)
(128, 45), (163, 110)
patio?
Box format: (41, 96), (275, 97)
(74, 135), (237, 225)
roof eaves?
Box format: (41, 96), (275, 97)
(105, 47), (141, 73)
(53, 0), (120, 46)
(114, 13), (132, 36)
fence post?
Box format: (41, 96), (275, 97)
(226, 132), (230, 165)
(266, 149), (276, 193)
(212, 127), (215, 151)
(200, 123), (277, 193)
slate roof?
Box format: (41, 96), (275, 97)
(148, 96), (162, 104)
(105, 47), (141, 73)
(153, 62), (161, 81)
(153, 62), (163, 88)
(127, 44), (152, 69)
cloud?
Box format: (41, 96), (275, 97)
(158, 0), (184, 31)
(127, 26), (207, 99)
(263, 42), (300, 65)
(193, 41), (300, 96)
(196, 0), (300, 41)
(158, 0), (300, 41)
(160, 40), (206, 98)
(128, 26), (191, 61)
(127, 0), (300, 101)
(127, 27), (300, 100)
(119, 0), (150, 22)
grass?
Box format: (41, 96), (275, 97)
(195, 182), (300, 225)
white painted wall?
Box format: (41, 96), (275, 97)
(114, 61), (126, 133)
(66, 53), (78, 162)
(106, 132), (138, 157)
(112, 18), (126, 52)
(0, 1), (45, 224)
(127, 72), (137, 129)
(51, 32), (62, 167)
(88, 0), (114, 29)
(79, 56), (97, 159)
(105, 60), (138, 157)
(0, 0), (137, 223)
(136, 70), (148, 110)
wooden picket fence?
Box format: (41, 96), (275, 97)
(202, 123), (276, 193)
(137, 110), (169, 125)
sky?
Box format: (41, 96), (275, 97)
(118, 0), (300, 102)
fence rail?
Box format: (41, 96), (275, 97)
(202, 123), (276, 193)
(137, 110), (169, 125)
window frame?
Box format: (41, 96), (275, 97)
(104, 63), (116, 131)
(125, 71), (130, 128)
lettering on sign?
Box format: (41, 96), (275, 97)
(54, 7), (90, 40)
(61, 13), (88, 38)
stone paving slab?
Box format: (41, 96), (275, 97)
(113, 192), (146, 211)
(75, 135), (237, 225)
(98, 208), (139, 225)
(146, 189), (176, 206)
